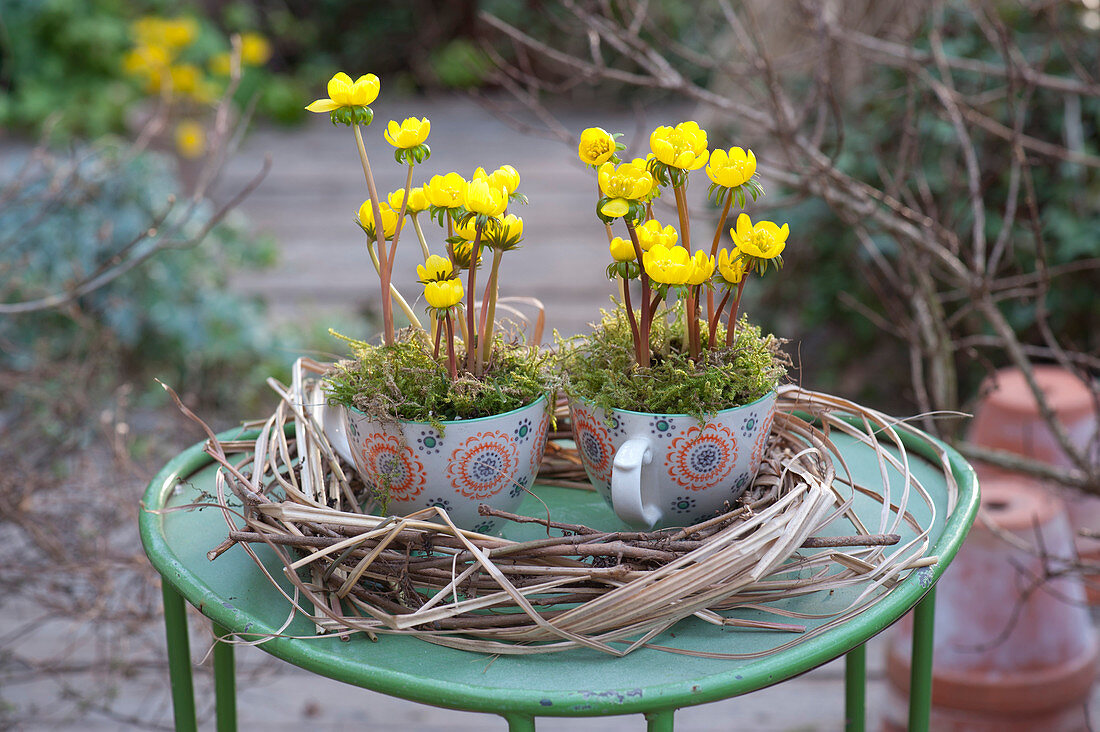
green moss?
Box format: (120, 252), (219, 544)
(559, 303), (787, 418)
(324, 329), (553, 427)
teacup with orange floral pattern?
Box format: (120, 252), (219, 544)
(339, 396), (550, 534)
(568, 392), (776, 529)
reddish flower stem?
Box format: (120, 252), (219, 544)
(624, 220), (651, 367)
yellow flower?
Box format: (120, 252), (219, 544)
(598, 161), (655, 217)
(730, 213), (788, 259)
(650, 121), (709, 171)
(425, 172), (467, 209)
(453, 216), (478, 241)
(487, 214), (524, 249)
(686, 251), (715, 286)
(174, 120), (206, 159)
(388, 186), (429, 214)
(634, 219), (678, 251)
(424, 279), (464, 310)
(122, 44), (169, 79)
(357, 200), (399, 240)
(464, 178), (508, 218)
(240, 32), (272, 66)
(306, 72), (380, 113)
(451, 239), (482, 268)
(474, 165), (521, 195)
(168, 64), (201, 95)
(643, 243), (693, 285)
(578, 127), (616, 166)
(133, 17), (198, 51)
(707, 147), (756, 189)
(609, 236), (636, 262)
(384, 117), (431, 149)
(209, 52), (232, 76)
(417, 254), (454, 283)
(717, 248), (747, 285)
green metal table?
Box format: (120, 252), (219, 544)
(139, 425), (978, 731)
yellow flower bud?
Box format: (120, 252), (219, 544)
(388, 186), (429, 214)
(609, 236), (636, 262)
(578, 127), (616, 165)
(417, 254), (454, 283)
(707, 147), (757, 189)
(424, 279), (464, 310)
(717, 248), (747, 285)
(357, 200), (399, 240)
(488, 165), (521, 194)
(425, 172), (467, 209)
(384, 117), (431, 149)
(730, 213), (788, 260)
(487, 214), (524, 249)
(464, 178), (508, 218)
(686, 250), (715, 286)
(240, 32), (272, 66)
(634, 219), (678, 252)
(650, 121), (709, 171)
(453, 216), (478, 241)
(306, 72), (379, 113)
(643, 243), (693, 285)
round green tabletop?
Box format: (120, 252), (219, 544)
(139, 423), (978, 719)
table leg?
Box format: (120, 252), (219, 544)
(161, 580), (197, 732)
(908, 586), (937, 732)
(212, 623), (237, 732)
(844, 643), (866, 732)
(502, 713), (536, 731)
(645, 709), (675, 731)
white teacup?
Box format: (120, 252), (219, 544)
(568, 393), (777, 529)
(336, 396), (551, 534)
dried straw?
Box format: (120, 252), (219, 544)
(186, 360), (955, 657)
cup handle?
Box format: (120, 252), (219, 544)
(611, 437), (662, 529)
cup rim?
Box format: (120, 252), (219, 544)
(567, 389), (777, 419)
(345, 393), (548, 426)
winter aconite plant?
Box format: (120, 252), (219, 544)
(312, 72), (551, 422)
(562, 123), (788, 414)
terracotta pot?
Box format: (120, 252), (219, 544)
(968, 365), (1100, 599)
(882, 477), (1099, 731)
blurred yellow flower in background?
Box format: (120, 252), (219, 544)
(174, 119), (206, 159)
(239, 32), (272, 66)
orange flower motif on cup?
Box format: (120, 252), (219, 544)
(529, 413), (549, 476)
(666, 423), (738, 491)
(571, 406), (613, 484)
(448, 432), (520, 500)
(359, 433), (425, 501)
(750, 415), (774, 467)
